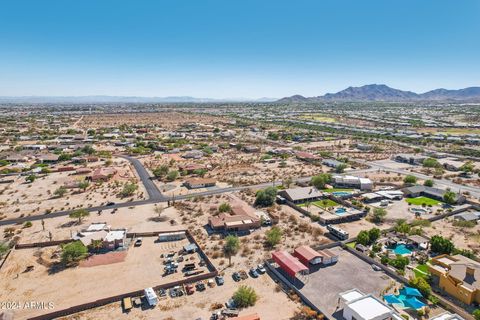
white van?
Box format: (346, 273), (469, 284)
(144, 287), (158, 307)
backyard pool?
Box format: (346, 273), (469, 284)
(334, 207), (347, 216)
(332, 191), (351, 197)
(390, 244), (412, 255)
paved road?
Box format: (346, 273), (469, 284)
(119, 155), (165, 201)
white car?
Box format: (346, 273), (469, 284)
(257, 264), (266, 274)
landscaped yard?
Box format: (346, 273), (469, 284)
(413, 264), (430, 279)
(298, 199), (339, 209)
(405, 196), (441, 206)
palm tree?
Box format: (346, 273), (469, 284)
(90, 239), (103, 253)
(224, 235), (240, 267)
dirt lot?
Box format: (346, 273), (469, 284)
(0, 157), (146, 220)
(423, 215), (480, 253)
(0, 203), (181, 244)
(62, 268), (301, 320)
(0, 237), (206, 319)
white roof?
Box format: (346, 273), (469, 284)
(347, 295), (392, 320)
(430, 312), (465, 320)
(340, 289), (365, 302)
(86, 223), (108, 232)
(104, 229), (126, 242)
(144, 287), (157, 299)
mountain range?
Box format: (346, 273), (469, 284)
(277, 84), (480, 103)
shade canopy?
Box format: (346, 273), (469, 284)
(401, 286), (423, 297)
(384, 294), (403, 304)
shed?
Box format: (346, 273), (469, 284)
(293, 245), (323, 265)
(272, 250), (308, 278)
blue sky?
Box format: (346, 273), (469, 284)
(0, 0), (479, 98)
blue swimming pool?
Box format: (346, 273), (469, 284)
(335, 207), (347, 216)
(332, 191), (351, 197)
(391, 244), (412, 255)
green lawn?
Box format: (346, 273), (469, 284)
(298, 199), (339, 208)
(346, 241), (356, 248)
(322, 188), (353, 193)
(413, 264), (430, 279)
(405, 196), (441, 206)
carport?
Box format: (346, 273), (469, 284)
(272, 250), (308, 279)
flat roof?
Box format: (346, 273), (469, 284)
(347, 295), (392, 320)
(339, 289), (365, 302)
(104, 230), (126, 242)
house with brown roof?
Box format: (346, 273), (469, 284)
(208, 204), (260, 233)
(89, 167), (117, 182)
(295, 151), (321, 163)
(428, 254), (480, 305)
(184, 178), (216, 189)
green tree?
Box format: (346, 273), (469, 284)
(394, 219), (411, 235)
(422, 158), (440, 168)
(232, 285), (258, 308)
(403, 175), (417, 184)
(120, 183), (138, 197)
(335, 163), (347, 173)
(265, 226), (283, 247)
(357, 230), (370, 246)
(54, 186), (68, 197)
(224, 235), (240, 266)
(371, 208), (387, 223)
(78, 180), (90, 191)
(153, 165), (169, 178)
(430, 235), (454, 254)
(423, 179), (434, 187)
(368, 227), (381, 243)
(81, 145), (96, 155)
(69, 208), (90, 224)
(310, 173), (332, 189)
(443, 190), (456, 205)
(218, 202), (232, 213)
(61, 241), (88, 265)
(25, 174), (36, 183)
(409, 276), (431, 297)
(254, 186), (277, 207)
(460, 161), (474, 174)
(0, 242), (9, 258)
(473, 309), (480, 320)
(166, 170), (179, 181)
(389, 255), (409, 270)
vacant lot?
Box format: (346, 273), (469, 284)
(298, 246), (398, 318)
(0, 237), (205, 319)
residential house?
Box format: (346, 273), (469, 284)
(278, 187), (323, 204)
(401, 185), (466, 204)
(428, 254), (480, 305)
(184, 178), (216, 189)
(333, 175), (373, 191)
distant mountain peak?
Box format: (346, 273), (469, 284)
(277, 84), (480, 103)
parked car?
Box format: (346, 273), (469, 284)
(232, 272), (241, 282)
(372, 264), (382, 271)
(249, 268), (259, 278)
(225, 299), (237, 309)
(134, 238), (142, 247)
(257, 264), (266, 274)
(215, 275), (224, 285)
(106, 202), (115, 206)
(196, 281), (206, 291)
